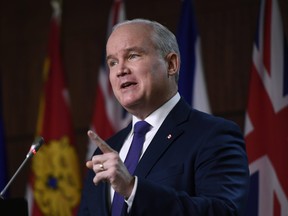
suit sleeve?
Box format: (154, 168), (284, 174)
(130, 120), (250, 216)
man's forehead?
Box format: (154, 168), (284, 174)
(107, 27), (153, 53)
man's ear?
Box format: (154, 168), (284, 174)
(166, 52), (179, 76)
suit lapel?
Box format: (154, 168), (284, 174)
(92, 98), (190, 214)
(134, 98), (191, 178)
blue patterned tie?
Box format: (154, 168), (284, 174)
(111, 121), (151, 216)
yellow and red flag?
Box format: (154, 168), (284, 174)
(26, 1), (81, 215)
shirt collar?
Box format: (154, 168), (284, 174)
(132, 92), (180, 130)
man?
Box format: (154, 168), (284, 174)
(78, 19), (249, 216)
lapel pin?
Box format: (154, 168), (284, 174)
(167, 134), (172, 139)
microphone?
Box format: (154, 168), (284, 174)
(0, 136), (45, 199)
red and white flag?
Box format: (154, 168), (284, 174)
(244, 0), (288, 215)
(86, 0), (131, 159)
(26, 1), (81, 215)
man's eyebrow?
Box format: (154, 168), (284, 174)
(106, 47), (146, 61)
(106, 55), (114, 62)
(126, 46), (145, 53)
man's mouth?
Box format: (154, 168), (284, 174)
(121, 82), (137, 89)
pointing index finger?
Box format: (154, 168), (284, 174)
(87, 130), (114, 153)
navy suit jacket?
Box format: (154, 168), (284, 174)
(78, 98), (250, 216)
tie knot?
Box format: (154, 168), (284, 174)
(134, 121), (151, 135)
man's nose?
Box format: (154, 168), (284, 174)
(117, 62), (130, 77)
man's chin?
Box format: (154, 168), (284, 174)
(121, 99), (143, 112)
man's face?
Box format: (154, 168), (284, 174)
(106, 23), (177, 118)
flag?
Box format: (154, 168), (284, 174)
(176, 0), (211, 113)
(0, 86), (7, 196)
(26, 1), (81, 215)
(244, 0), (288, 215)
(86, 0), (131, 159)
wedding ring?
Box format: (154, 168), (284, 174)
(99, 163), (104, 171)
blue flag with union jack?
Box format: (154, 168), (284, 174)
(244, 0), (288, 215)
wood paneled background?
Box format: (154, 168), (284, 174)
(1, 0), (287, 198)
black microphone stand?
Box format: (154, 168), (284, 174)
(0, 136), (44, 199)
(0, 157), (30, 199)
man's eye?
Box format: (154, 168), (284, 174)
(128, 54), (139, 60)
(108, 60), (117, 67)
